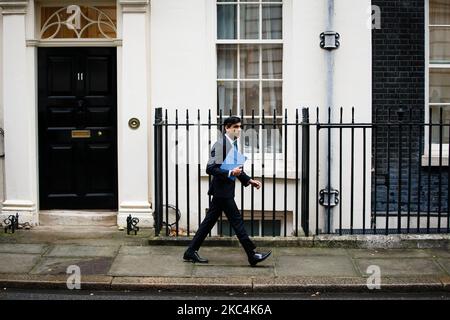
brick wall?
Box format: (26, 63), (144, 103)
(371, 0), (449, 220)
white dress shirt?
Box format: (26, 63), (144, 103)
(225, 133), (238, 177)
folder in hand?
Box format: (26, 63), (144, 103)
(220, 149), (247, 181)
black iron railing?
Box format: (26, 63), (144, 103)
(153, 107), (450, 237)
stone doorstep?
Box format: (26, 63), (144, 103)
(38, 211), (117, 227)
(0, 275), (449, 293)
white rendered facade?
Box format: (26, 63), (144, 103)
(0, 0), (372, 234)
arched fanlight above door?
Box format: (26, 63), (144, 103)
(40, 4), (117, 40)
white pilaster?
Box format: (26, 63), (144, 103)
(0, 0), (38, 225)
(117, 0), (153, 227)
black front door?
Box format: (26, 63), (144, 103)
(38, 47), (117, 210)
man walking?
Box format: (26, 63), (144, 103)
(183, 116), (271, 267)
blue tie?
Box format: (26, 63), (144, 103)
(228, 140), (238, 181)
(233, 140), (238, 164)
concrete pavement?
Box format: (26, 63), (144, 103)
(0, 227), (450, 293)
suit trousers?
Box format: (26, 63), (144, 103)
(188, 196), (256, 256)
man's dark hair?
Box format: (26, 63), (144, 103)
(223, 116), (241, 129)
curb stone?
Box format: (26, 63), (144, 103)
(1, 275), (448, 293)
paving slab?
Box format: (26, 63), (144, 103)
(30, 257), (113, 275)
(195, 248), (254, 266)
(0, 244), (48, 255)
(436, 258), (450, 275)
(354, 258), (445, 277)
(45, 245), (118, 258)
(108, 254), (193, 277)
(202, 256), (252, 266)
(273, 248), (348, 256)
(199, 246), (253, 255)
(0, 254), (41, 274)
(427, 249), (450, 258)
(192, 265), (275, 277)
(118, 246), (156, 256)
(275, 256), (359, 277)
(123, 246), (275, 267)
(118, 245), (186, 256)
(347, 249), (431, 259)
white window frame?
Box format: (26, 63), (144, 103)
(424, 0), (450, 166)
(216, 210), (291, 237)
(215, 0), (284, 161)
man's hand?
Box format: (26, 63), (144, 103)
(230, 167), (243, 177)
(249, 179), (262, 189)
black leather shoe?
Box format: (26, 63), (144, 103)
(248, 251), (272, 267)
(183, 250), (209, 263)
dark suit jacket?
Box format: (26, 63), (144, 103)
(206, 135), (251, 198)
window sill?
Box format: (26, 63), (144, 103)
(200, 168), (300, 180)
(421, 155), (449, 166)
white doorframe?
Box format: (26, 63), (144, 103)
(0, 0), (155, 227)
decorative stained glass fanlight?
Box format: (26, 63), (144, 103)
(40, 5), (117, 39)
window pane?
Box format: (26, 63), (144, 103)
(240, 45), (259, 79)
(262, 220), (281, 237)
(430, 27), (450, 62)
(262, 118), (282, 153)
(430, 0), (450, 25)
(240, 81), (260, 116)
(217, 45), (237, 79)
(240, 4), (259, 39)
(430, 106), (450, 144)
(430, 69), (450, 103)
(221, 220), (260, 237)
(262, 44), (283, 79)
(217, 4), (237, 39)
(242, 119), (260, 153)
(262, 81), (282, 116)
(217, 81), (238, 116)
(262, 5), (282, 39)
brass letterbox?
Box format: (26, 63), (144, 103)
(71, 130), (91, 138)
